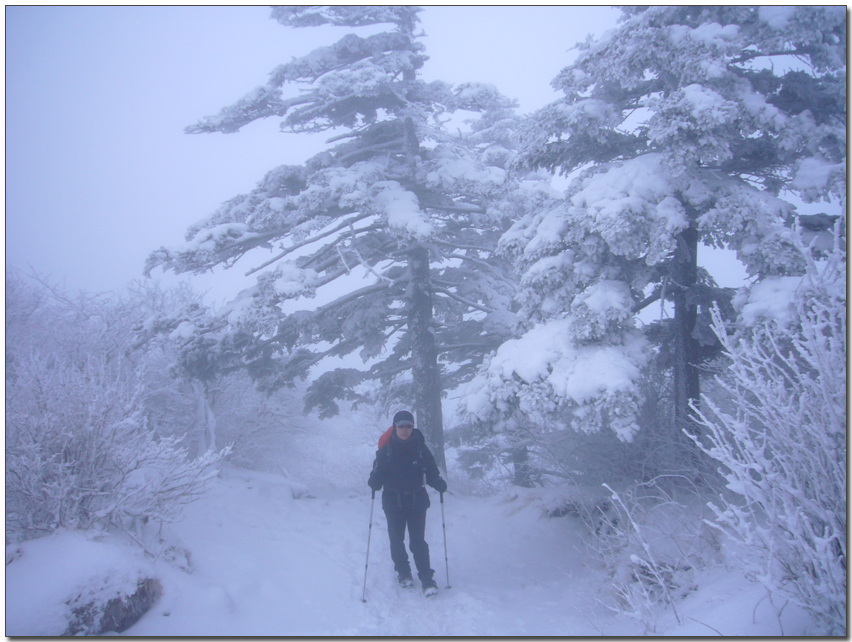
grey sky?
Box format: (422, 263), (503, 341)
(6, 6), (620, 296)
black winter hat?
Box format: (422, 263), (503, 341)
(393, 410), (415, 426)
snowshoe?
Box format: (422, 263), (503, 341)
(397, 573), (415, 588)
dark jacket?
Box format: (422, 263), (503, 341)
(368, 428), (446, 497)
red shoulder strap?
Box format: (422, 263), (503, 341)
(378, 426), (394, 449)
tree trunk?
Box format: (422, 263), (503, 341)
(192, 380), (217, 454)
(407, 244), (446, 472)
(672, 226), (701, 437)
(511, 443), (534, 488)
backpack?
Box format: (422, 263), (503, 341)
(378, 425), (394, 449)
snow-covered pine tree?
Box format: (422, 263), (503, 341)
(146, 7), (522, 470)
(472, 7), (845, 459)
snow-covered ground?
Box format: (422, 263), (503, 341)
(7, 460), (814, 637)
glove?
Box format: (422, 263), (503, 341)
(368, 477), (381, 492)
(434, 478), (447, 493)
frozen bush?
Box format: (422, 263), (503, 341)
(586, 478), (721, 634)
(6, 350), (228, 546)
(693, 224), (846, 635)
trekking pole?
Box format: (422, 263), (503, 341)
(440, 492), (451, 589)
(361, 490), (376, 603)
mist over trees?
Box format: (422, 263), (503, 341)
(7, 5), (845, 634)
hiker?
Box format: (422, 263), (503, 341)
(368, 410), (448, 596)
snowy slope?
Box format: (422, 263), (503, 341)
(7, 463), (813, 637)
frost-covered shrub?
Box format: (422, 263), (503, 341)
(586, 479), (722, 634)
(5, 350), (228, 545)
(693, 224), (846, 635)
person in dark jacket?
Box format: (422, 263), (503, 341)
(368, 410), (447, 595)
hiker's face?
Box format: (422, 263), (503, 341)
(395, 423), (414, 440)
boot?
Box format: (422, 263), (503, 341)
(421, 576), (438, 597)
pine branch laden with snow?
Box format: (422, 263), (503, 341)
(461, 317), (650, 440)
(457, 264), (653, 455)
(692, 220), (846, 634)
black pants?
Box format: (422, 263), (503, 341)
(382, 487), (433, 582)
